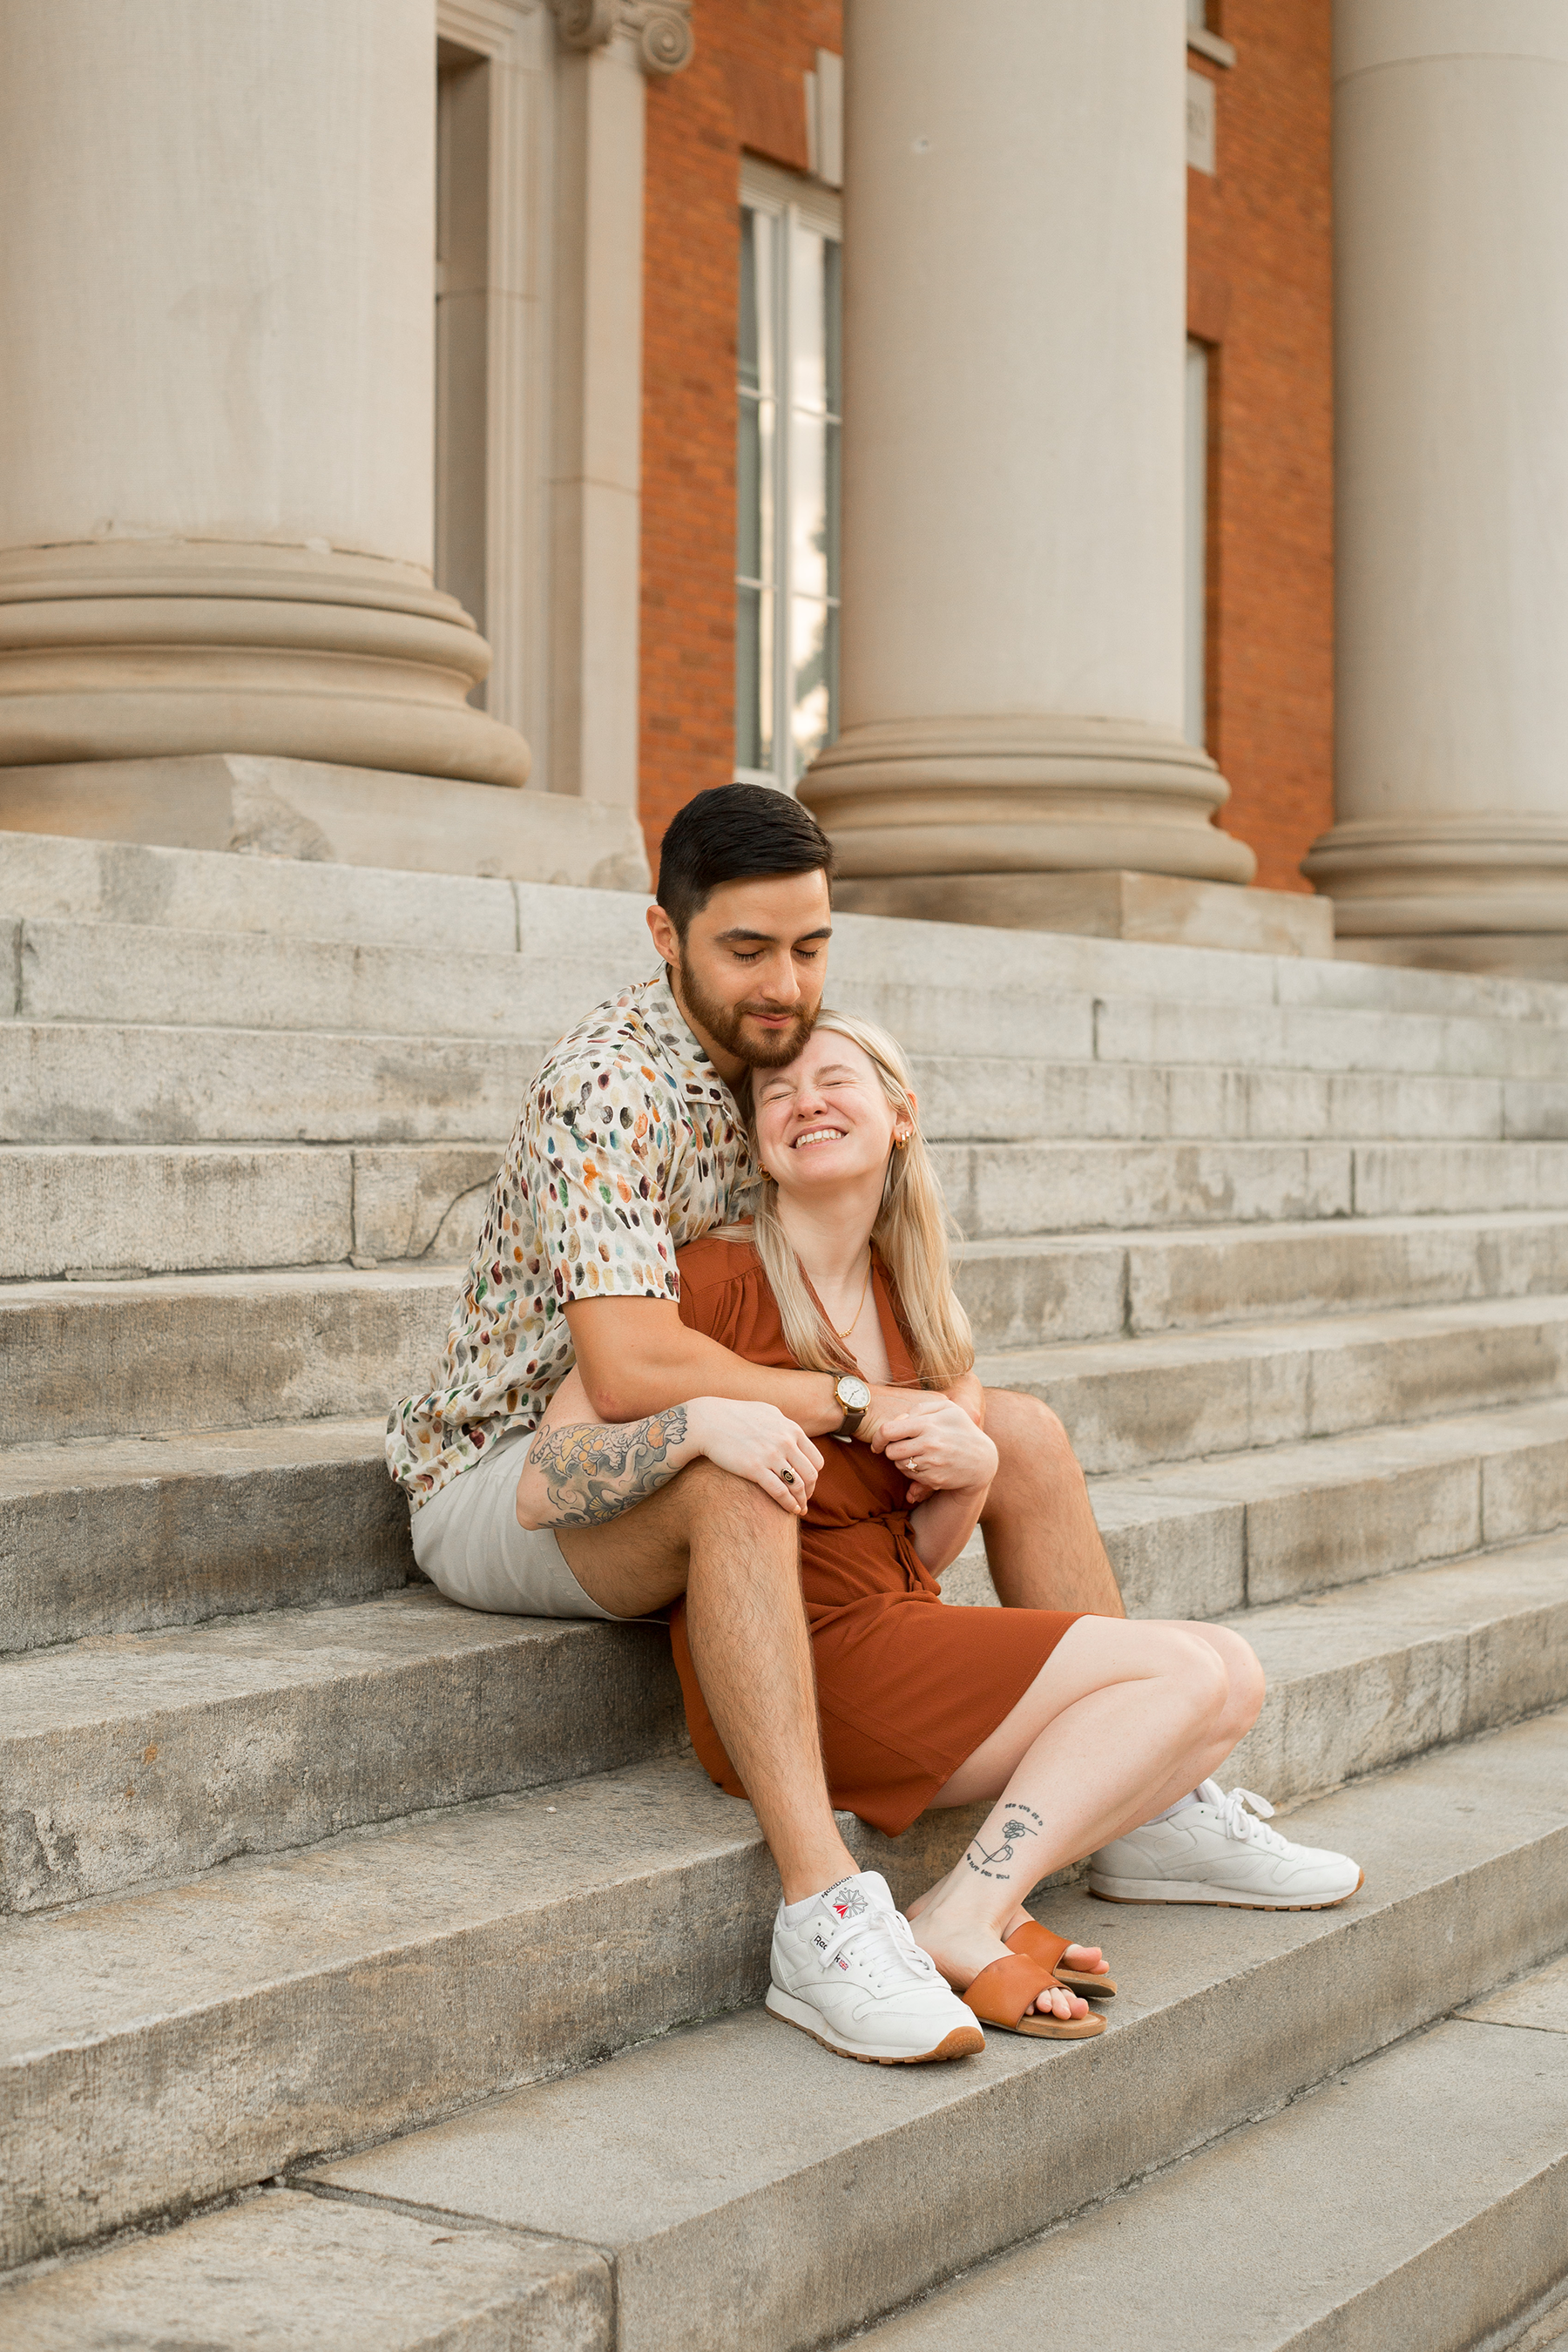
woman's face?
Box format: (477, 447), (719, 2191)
(753, 1031), (902, 1198)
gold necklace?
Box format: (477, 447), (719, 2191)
(828, 1252), (874, 1341)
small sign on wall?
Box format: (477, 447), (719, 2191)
(1186, 68), (1216, 173)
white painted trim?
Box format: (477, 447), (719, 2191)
(1187, 27), (1236, 69)
(740, 156), (842, 240)
(436, 0), (553, 757)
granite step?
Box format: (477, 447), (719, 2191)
(10, 1384), (1568, 1660)
(960, 1209), (1568, 1347)
(937, 1137), (1568, 1238)
(6, 1712), (1567, 2278)
(981, 1292), (1568, 1474)
(2, 1267), (458, 1447)
(17, 1211), (1568, 1449)
(7, 2001), (1563, 2352)
(0, 2188), (610, 2352)
(15, 1020), (1563, 1150)
(0, 1418), (410, 1654)
(16, 1134), (1568, 1279)
(287, 1721), (1568, 2352)
(0, 1587), (686, 1913)
(5, 1524), (1565, 1923)
(13, 897), (1568, 1078)
(12, 827), (1568, 1039)
(9, 1385), (1568, 1659)
(848, 1959), (1568, 2352)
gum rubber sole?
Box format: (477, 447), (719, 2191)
(1088, 1868), (1366, 1913)
(765, 1989), (985, 2065)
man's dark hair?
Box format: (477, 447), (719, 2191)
(655, 783), (834, 937)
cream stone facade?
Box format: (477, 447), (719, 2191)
(1302, 0), (1568, 977)
(0, 0), (1562, 963)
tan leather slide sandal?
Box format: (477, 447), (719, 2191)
(960, 1955), (1106, 2040)
(1005, 1920), (1117, 1999)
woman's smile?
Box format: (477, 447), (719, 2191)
(792, 1124), (848, 1149)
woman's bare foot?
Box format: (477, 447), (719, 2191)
(906, 1877), (1109, 1984)
(905, 1888), (1091, 2021)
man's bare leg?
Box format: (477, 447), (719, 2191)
(978, 1388), (1125, 1618)
(556, 1460), (860, 1903)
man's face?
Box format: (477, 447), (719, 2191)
(647, 869), (832, 1076)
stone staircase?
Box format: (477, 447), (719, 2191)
(3, 830), (1567, 2348)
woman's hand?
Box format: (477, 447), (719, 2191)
(874, 1396), (998, 1502)
(686, 1396), (824, 1516)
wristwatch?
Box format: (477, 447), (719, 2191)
(834, 1372), (872, 1438)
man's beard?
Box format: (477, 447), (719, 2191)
(674, 955), (817, 1069)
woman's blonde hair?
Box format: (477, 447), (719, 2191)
(721, 1009), (974, 1389)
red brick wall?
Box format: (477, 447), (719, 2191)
(1190, 3), (1335, 894)
(638, 2), (1335, 898)
(637, 0), (841, 876)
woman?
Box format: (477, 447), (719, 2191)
(524, 1010), (1269, 2041)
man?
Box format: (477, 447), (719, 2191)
(389, 784), (1356, 2065)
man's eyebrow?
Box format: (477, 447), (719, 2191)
(713, 923), (834, 944)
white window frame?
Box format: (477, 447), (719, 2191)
(434, 0), (553, 754)
(735, 158), (842, 794)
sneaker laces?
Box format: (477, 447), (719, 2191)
(1211, 1784), (1292, 1855)
(815, 1906), (934, 1990)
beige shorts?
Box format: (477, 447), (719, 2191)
(410, 1428), (634, 1620)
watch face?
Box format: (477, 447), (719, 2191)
(839, 1375), (871, 1409)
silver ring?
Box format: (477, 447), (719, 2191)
(780, 1466), (796, 1486)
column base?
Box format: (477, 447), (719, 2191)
(801, 713), (1256, 887)
(834, 868), (1332, 957)
(0, 541), (530, 788)
(1336, 934), (1568, 983)
(1302, 813), (1568, 937)
(0, 754), (650, 890)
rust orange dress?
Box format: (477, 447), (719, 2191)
(667, 1234), (1084, 1836)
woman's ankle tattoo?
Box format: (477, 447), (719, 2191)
(963, 1803), (1044, 1881)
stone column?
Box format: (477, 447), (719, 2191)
(801, 0), (1254, 923)
(1303, 2), (1568, 970)
(0, 0), (528, 793)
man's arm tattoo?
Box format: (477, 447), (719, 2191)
(963, 1803), (1045, 1881)
(524, 1408), (691, 1526)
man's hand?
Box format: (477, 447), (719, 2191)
(871, 1396), (997, 1504)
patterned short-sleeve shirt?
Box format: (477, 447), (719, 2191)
(386, 973), (753, 1508)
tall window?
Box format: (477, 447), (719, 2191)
(735, 165), (842, 791)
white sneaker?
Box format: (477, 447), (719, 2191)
(1088, 1783), (1364, 1911)
(766, 1871), (985, 2065)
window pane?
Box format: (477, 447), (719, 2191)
(739, 211), (760, 395)
(737, 585), (772, 772)
(789, 220), (828, 415)
(789, 595), (833, 779)
(790, 407), (828, 603)
(737, 395), (767, 583)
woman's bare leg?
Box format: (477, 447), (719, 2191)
(907, 1617), (1262, 2017)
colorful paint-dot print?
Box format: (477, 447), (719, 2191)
(386, 973), (753, 1507)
